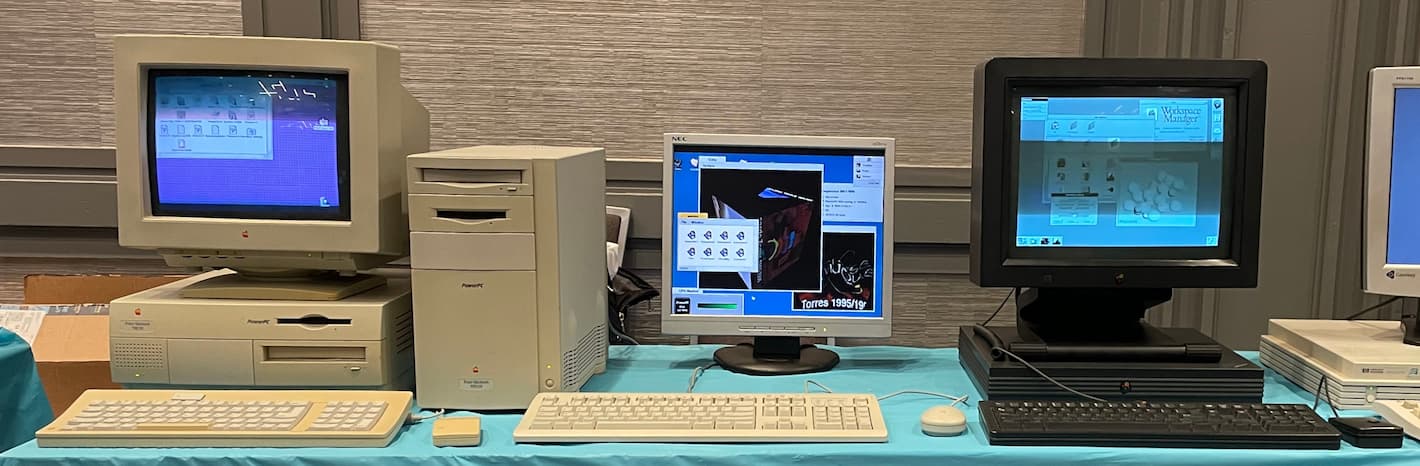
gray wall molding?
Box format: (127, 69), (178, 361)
(242, 0), (360, 40)
(0, 145), (971, 274)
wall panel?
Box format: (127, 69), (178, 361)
(360, 1), (1086, 164)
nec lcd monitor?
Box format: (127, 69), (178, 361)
(114, 35), (428, 299)
(970, 57), (1266, 348)
(662, 134), (894, 375)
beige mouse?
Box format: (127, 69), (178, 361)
(920, 405), (967, 436)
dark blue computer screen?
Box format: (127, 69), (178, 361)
(147, 70), (348, 220)
(1387, 88), (1420, 265)
(1014, 96), (1227, 249)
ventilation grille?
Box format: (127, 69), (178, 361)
(393, 307), (415, 353)
(562, 323), (607, 390)
(112, 341), (167, 369)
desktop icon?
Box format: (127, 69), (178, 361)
(674, 159), (682, 169)
(737, 232), (746, 240)
(703, 248), (713, 257)
(688, 247), (697, 256)
(687, 230), (696, 239)
(176, 110), (186, 119)
(720, 248), (729, 257)
(720, 231), (729, 240)
(703, 231), (712, 240)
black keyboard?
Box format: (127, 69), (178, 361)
(980, 400), (1340, 449)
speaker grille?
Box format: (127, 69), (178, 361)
(112, 341), (166, 369)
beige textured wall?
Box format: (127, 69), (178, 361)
(0, 0), (243, 147)
(362, 0), (1085, 165)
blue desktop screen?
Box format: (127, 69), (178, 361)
(1015, 96), (1227, 249)
(1387, 88), (1420, 264)
(148, 71), (348, 220)
(668, 147), (887, 319)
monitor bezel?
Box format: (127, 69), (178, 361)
(661, 133), (895, 339)
(145, 68), (352, 221)
(971, 58), (1266, 289)
(1364, 67), (1420, 297)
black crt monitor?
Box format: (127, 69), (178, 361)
(970, 58), (1267, 359)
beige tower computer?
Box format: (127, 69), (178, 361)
(109, 35), (428, 389)
(407, 146), (609, 410)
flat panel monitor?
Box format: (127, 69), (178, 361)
(1366, 67), (1420, 299)
(662, 133), (894, 375)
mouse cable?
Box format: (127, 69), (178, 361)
(1312, 375), (1341, 418)
(804, 379), (968, 406)
(406, 409), (446, 425)
(992, 347), (1107, 402)
(980, 288), (1020, 327)
(685, 363), (720, 393)
(1341, 296), (1402, 320)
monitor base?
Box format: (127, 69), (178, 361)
(1011, 287), (1222, 363)
(179, 270), (386, 301)
(1405, 317), (1420, 347)
(714, 337), (839, 376)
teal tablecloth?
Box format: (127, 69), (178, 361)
(0, 328), (52, 454)
(4, 344), (1419, 465)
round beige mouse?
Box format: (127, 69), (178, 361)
(920, 405), (967, 436)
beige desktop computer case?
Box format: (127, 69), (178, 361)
(407, 146), (608, 410)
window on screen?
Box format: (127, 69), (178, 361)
(1014, 96), (1227, 248)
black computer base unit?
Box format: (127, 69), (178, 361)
(959, 326), (1264, 402)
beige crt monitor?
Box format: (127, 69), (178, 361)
(114, 34), (428, 299)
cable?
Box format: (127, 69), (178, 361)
(803, 380), (969, 405)
(877, 390), (969, 407)
(609, 325), (640, 345)
(686, 363), (719, 393)
(1312, 375), (1341, 418)
(1341, 296), (1403, 320)
(994, 347), (1107, 402)
(804, 380), (834, 394)
(405, 409), (446, 424)
(980, 288), (1019, 326)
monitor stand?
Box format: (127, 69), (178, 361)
(1405, 316), (1420, 347)
(1006, 287), (1223, 363)
(713, 336), (839, 375)
(178, 269), (386, 301)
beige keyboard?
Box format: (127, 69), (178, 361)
(1372, 400), (1420, 439)
(36, 389), (413, 448)
(513, 392), (887, 443)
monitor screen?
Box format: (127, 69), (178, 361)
(146, 69), (350, 220)
(1011, 91), (1233, 259)
(1387, 88), (1420, 265)
(667, 145), (887, 319)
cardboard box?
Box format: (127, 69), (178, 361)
(25, 274), (186, 415)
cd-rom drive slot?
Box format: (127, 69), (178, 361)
(262, 345), (367, 362)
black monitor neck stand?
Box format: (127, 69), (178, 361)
(1005, 287), (1223, 363)
(713, 336), (840, 376)
(1403, 315), (1420, 347)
